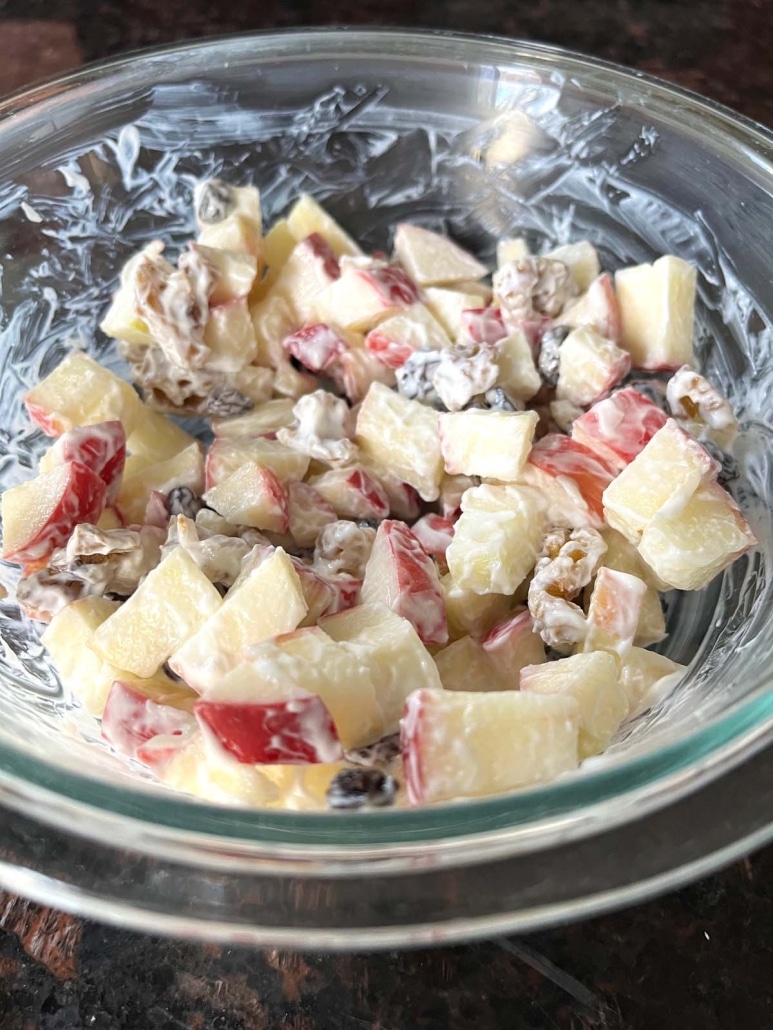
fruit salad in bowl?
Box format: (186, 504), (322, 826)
(0, 30), (771, 944)
(1, 179), (757, 811)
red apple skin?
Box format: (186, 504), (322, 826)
(364, 326), (414, 369)
(313, 467), (390, 522)
(323, 575), (363, 614)
(283, 323), (348, 373)
(358, 265), (420, 307)
(410, 513), (456, 564)
(194, 694), (343, 764)
(48, 420), (127, 504)
(102, 680), (196, 767)
(461, 307), (507, 346)
(2, 461), (107, 564)
(24, 398), (67, 437)
(300, 232), (341, 280)
(400, 689), (430, 805)
(571, 387), (669, 470)
(362, 520), (448, 647)
(528, 435), (617, 522)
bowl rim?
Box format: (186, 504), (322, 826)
(0, 27), (771, 865)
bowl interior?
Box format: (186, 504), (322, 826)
(0, 32), (772, 848)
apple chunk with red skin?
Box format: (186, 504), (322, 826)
(195, 675), (343, 765)
(102, 678), (198, 769)
(361, 520), (448, 647)
(204, 460), (289, 533)
(561, 272), (621, 344)
(571, 387), (669, 471)
(40, 420), (126, 505)
(528, 434), (617, 524)
(1, 461), (106, 564)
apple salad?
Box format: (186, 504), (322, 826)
(0, 181), (757, 810)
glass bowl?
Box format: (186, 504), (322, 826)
(0, 29), (772, 947)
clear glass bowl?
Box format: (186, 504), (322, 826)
(0, 29), (772, 947)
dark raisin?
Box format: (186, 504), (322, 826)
(205, 385), (254, 418)
(395, 349), (445, 409)
(482, 387), (520, 412)
(538, 325), (570, 386)
(346, 733), (401, 768)
(162, 662), (185, 682)
(356, 519), (379, 530)
(326, 768), (398, 809)
(166, 486), (203, 519)
(702, 439), (740, 486)
(624, 376), (669, 412)
(196, 180), (235, 224)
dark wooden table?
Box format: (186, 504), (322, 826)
(0, 1), (772, 1026)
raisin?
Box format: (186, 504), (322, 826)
(326, 768), (398, 809)
(346, 733), (401, 768)
(538, 325), (570, 386)
(205, 385), (254, 418)
(196, 180), (235, 224)
(166, 486), (203, 519)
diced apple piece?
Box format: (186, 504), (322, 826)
(520, 650), (626, 758)
(446, 483), (544, 595)
(308, 466), (389, 522)
(321, 603), (443, 734)
(438, 472), (477, 518)
(496, 237), (531, 265)
(323, 574), (363, 615)
(571, 387), (669, 471)
(528, 434), (617, 524)
(329, 346), (397, 404)
(357, 458), (422, 522)
(599, 529), (667, 645)
(638, 480), (757, 591)
(602, 419), (718, 543)
(2, 462), (106, 564)
(211, 397), (296, 438)
(251, 218), (296, 301)
(561, 273), (621, 343)
(433, 635), (499, 692)
(393, 223), (487, 286)
(365, 304), (450, 368)
(195, 678), (342, 765)
(91, 546), (222, 677)
(556, 327), (631, 407)
(619, 647), (686, 713)
(439, 409), (538, 481)
(314, 264), (419, 333)
(126, 407), (198, 463)
(440, 574), (513, 640)
(102, 678), (198, 767)
(283, 323), (348, 373)
(170, 547), (306, 692)
(401, 689), (580, 803)
(360, 520), (448, 646)
(615, 256), (696, 370)
(271, 233), (341, 324)
(545, 241), (600, 293)
(494, 330), (541, 402)
(291, 560), (335, 626)
(423, 285), (492, 341)
(247, 626), (381, 748)
(286, 193), (362, 258)
(410, 513), (455, 565)
(356, 382), (443, 501)
(194, 245), (258, 305)
(24, 351), (143, 438)
(202, 297), (258, 371)
(116, 442), (203, 525)
(250, 289), (298, 368)
(480, 609), (545, 683)
(286, 481), (337, 547)
(42, 596), (122, 716)
(582, 567), (647, 661)
(39, 421), (126, 505)
(205, 436), (309, 489)
(162, 736), (282, 806)
(195, 181), (262, 256)
(204, 461), (288, 533)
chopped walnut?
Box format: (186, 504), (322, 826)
(313, 520), (377, 579)
(666, 365), (739, 450)
(493, 257), (577, 323)
(431, 346), (499, 412)
(53, 524), (165, 597)
(538, 325), (571, 386)
(16, 569), (90, 621)
(194, 179), (236, 225)
(528, 527), (607, 651)
(277, 390), (357, 463)
(162, 514), (259, 588)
